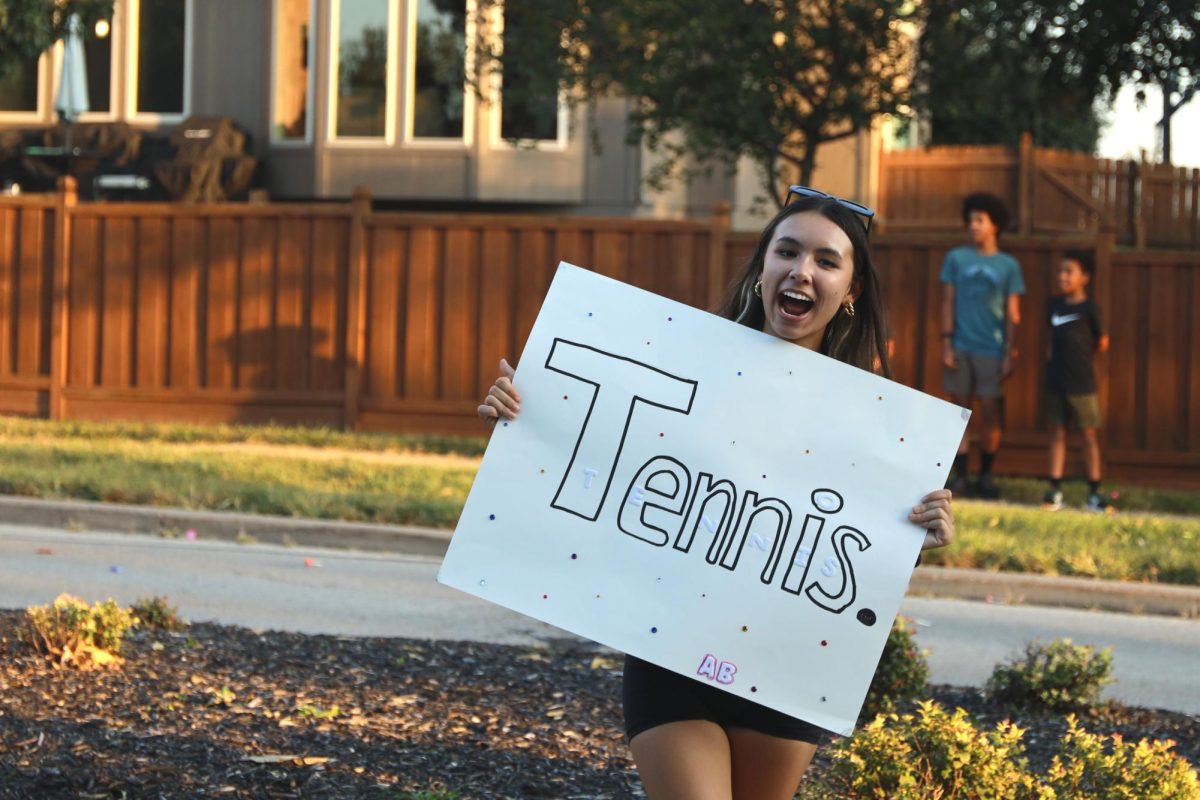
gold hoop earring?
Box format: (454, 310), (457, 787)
(843, 298), (855, 317)
(753, 280), (762, 297)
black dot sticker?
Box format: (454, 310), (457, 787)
(820, 640), (828, 647)
(650, 626), (658, 633)
(570, 553), (577, 560)
(857, 608), (878, 626)
(488, 514), (496, 521)
(750, 686), (758, 693)
(741, 625), (749, 632)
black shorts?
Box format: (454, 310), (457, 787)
(622, 655), (827, 744)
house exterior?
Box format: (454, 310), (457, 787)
(0, 0), (879, 229)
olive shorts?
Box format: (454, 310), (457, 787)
(1045, 392), (1101, 429)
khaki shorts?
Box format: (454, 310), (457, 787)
(1045, 392), (1101, 429)
(943, 351), (1003, 399)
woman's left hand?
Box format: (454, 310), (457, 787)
(909, 488), (955, 551)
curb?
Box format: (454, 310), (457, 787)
(0, 495), (452, 559)
(3, 495), (1198, 618)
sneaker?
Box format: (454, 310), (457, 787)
(1085, 492), (1106, 512)
(977, 473), (1001, 500)
(1042, 490), (1064, 511)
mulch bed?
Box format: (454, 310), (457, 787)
(1, 609), (1197, 799)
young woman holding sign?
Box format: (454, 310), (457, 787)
(478, 186), (956, 800)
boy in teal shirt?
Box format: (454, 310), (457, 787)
(940, 193), (1025, 498)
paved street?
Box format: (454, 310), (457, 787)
(2, 524), (1198, 714)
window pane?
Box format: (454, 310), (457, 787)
(336, 0), (389, 138)
(273, 0), (310, 140)
(136, 0), (186, 113)
(85, 20), (112, 113)
(500, 0), (558, 142)
(412, 0), (465, 138)
(0, 60), (39, 112)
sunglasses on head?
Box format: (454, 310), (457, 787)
(785, 185), (875, 236)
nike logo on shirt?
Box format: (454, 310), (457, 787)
(1051, 313), (1081, 327)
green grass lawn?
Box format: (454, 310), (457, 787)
(2, 416), (1197, 586)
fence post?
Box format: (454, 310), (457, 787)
(1093, 226), (1115, 482)
(342, 186), (373, 430)
(706, 201), (732, 310)
(1017, 132), (1034, 235)
(48, 176), (77, 421)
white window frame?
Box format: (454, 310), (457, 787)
(0, 52), (50, 124)
(401, 0), (475, 148)
(486, 4), (569, 153)
(124, 0), (194, 125)
(269, 0), (316, 147)
(327, 0), (399, 147)
(75, 5), (123, 123)
(490, 86), (570, 152)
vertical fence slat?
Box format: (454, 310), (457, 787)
(100, 218), (134, 388)
(135, 217), (170, 389)
(169, 217), (203, 390)
(0, 208), (15, 378)
(276, 216), (311, 391)
(475, 228), (513, 397)
(310, 217), (347, 392)
(17, 207), (45, 377)
(439, 227), (478, 401)
(238, 216), (277, 390)
(67, 216), (99, 388)
(207, 218), (238, 389)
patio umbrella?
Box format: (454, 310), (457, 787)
(55, 14), (90, 152)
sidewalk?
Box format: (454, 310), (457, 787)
(2, 494), (1198, 618)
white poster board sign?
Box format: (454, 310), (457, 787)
(438, 262), (968, 735)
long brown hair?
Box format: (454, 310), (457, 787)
(715, 196), (891, 377)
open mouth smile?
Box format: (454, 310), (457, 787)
(777, 289), (815, 319)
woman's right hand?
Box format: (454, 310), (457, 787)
(478, 358), (520, 426)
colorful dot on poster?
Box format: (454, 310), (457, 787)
(761, 474), (767, 479)
(656, 577), (662, 583)
(588, 312), (593, 317)
(667, 316), (673, 322)
(659, 432), (664, 437)
(502, 421), (509, 427)
(701, 593), (707, 598)
(543, 594), (549, 599)
(788, 370), (793, 375)
(741, 625), (749, 632)
(805, 449), (811, 455)
(595, 594), (601, 599)
(878, 395), (883, 401)
(820, 640), (828, 647)
(750, 686), (758, 693)
(646, 340), (651, 345)
(570, 553), (578, 560)
(900, 436), (905, 442)
(488, 514), (496, 521)
(937, 462), (942, 467)
(857, 608), (877, 626)
(539, 468), (545, 474)
(650, 626), (658, 633)
(821, 696), (827, 703)
(563, 395), (569, 400)
(479, 580), (487, 586)
(737, 371), (743, 376)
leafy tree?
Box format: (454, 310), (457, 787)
(0, 0), (113, 80)
(914, 0), (1199, 156)
(473, 0), (916, 205)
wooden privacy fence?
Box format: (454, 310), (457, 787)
(880, 132), (1200, 250)
(2, 180), (1198, 486)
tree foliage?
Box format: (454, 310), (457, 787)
(0, 0), (114, 80)
(914, 0), (1199, 152)
(473, 0), (916, 203)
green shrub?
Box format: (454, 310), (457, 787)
(1045, 716), (1200, 800)
(822, 700), (1049, 800)
(131, 596), (187, 631)
(860, 615), (930, 722)
(987, 638), (1113, 712)
(24, 593), (137, 669)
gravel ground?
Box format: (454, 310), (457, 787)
(1, 610), (1196, 799)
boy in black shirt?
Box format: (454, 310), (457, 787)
(1043, 250), (1109, 511)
